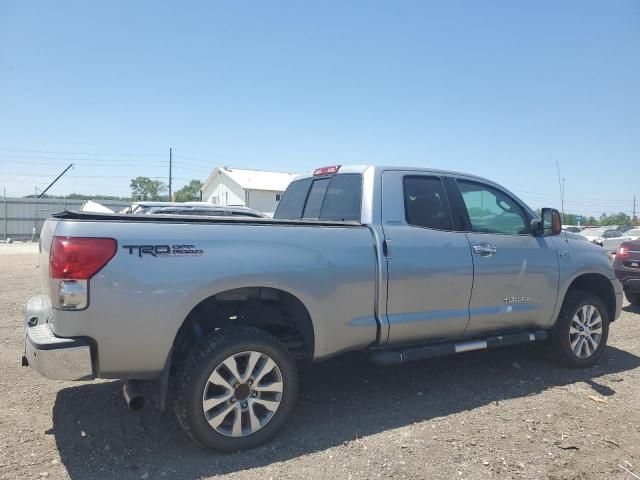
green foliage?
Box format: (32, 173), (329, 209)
(599, 211), (631, 226)
(174, 179), (203, 202)
(64, 193), (130, 200)
(130, 176), (167, 201)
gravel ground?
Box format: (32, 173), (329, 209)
(1, 251), (639, 480)
(0, 242), (39, 256)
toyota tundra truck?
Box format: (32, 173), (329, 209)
(23, 165), (623, 451)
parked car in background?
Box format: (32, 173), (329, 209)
(623, 228), (640, 239)
(579, 227), (634, 254)
(562, 225), (583, 233)
(122, 201), (213, 214)
(613, 239), (640, 305)
(617, 225), (635, 233)
(148, 205), (267, 218)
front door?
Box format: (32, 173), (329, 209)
(382, 171), (474, 345)
(452, 178), (560, 336)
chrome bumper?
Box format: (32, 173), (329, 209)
(24, 294), (52, 328)
(24, 323), (94, 381)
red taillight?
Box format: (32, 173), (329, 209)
(313, 165), (341, 176)
(50, 237), (117, 280)
(617, 246), (629, 258)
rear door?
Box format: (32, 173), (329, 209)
(451, 177), (560, 336)
(382, 171), (474, 345)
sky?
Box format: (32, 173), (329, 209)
(0, 0), (638, 217)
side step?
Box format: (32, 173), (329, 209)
(369, 330), (549, 366)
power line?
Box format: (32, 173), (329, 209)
(0, 172), (171, 179)
(2, 154), (169, 164)
(0, 160), (169, 168)
(0, 147), (165, 157)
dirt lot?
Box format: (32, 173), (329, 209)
(1, 246), (639, 480)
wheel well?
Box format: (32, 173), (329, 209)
(565, 274), (617, 321)
(170, 287), (315, 369)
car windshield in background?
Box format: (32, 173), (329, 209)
(274, 174), (362, 221)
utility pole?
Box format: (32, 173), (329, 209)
(555, 161), (565, 222)
(169, 147), (173, 200)
(3, 187), (6, 241)
(33, 186), (37, 241)
(634, 195), (637, 225)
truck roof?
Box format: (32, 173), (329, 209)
(294, 165), (502, 186)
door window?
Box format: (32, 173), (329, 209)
(403, 176), (454, 231)
(457, 180), (529, 235)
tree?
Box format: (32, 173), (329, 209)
(130, 176), (167, 201)
(174, 179), (203, 202)
(599, 211), (631, 226)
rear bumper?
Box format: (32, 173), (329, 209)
(625, 278), (640, 293)
(23, 323), (94, 381)
(614, 268), (640, 293)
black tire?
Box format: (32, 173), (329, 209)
(625, 291), (640, 306)
(548, 289), (609, 368)
(173, 326), (298, 451)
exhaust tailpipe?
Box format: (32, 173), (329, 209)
(123, 380), (146, 411)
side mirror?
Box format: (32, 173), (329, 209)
(532, 208), (562, 236)
(533, 208), (562, 236)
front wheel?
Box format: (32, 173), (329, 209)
(548, 289), (610, 368)
(625, 291), (640, 306)
(174, 326), (298, 451)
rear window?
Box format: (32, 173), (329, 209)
(302, 178), (331, 219)
(273, 178), (313, 219)
(274, 174), (362, 221)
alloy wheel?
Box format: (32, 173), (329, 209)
(201, 351), (283, 437)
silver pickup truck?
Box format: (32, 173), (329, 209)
(23, 165), (622, 451)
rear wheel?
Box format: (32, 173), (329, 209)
(625, 291), (640, 305)
(548, 290), (609, 368)
(174, 326), (298, 451)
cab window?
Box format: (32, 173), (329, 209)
(403, 176), (454, 231)
(457, 180), (529, 235)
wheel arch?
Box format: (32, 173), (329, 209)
(170, 286), (316, 367)
(562, 273), (617, 322)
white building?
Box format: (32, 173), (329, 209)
(201, 167), (298, 216)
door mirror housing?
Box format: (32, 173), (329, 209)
(531, 208), (562, 236)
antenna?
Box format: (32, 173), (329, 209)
(555, 161), (565, 222)
(38, 164), (74, 198)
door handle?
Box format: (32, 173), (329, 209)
(473, 243), (497, 257)
(383, 239), (392, 257)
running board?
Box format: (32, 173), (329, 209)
(369, 330), (549, 366)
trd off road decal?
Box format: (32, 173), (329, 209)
(122, 244), (204, 257)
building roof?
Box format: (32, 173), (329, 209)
(203, 167), (298, 192)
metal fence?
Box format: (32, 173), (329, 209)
(1, 197), (130, 241)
